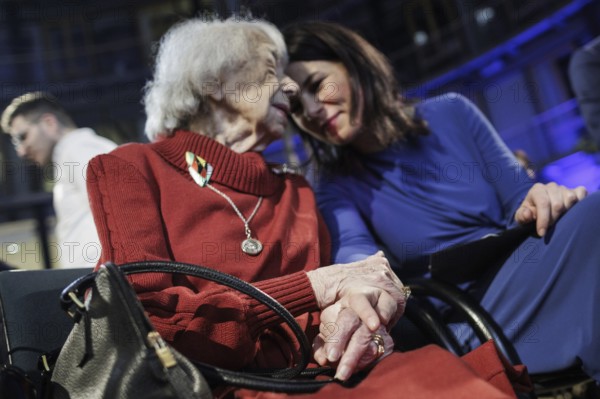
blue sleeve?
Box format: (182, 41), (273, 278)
(455, 95), (533, 226)
(315, 182), (379, 263)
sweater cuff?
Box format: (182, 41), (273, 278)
(246, 271), (318, 336)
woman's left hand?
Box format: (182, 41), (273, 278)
(515, 182), (587, 236)
(306, 251), (407, 332)
(313, 304), (394, 381)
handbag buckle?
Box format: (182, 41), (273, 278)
(66, 291), (87, 319)
(147, 331), (177, 369)
(68, 291), (86, 308)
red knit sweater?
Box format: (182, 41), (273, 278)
(86, 130), (331, 368)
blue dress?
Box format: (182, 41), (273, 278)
(315, 93), (600, 379)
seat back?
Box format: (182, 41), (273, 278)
(0, 268), (92, 386)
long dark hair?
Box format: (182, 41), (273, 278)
(283, 21), (428, 173)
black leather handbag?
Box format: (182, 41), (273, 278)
(49, 262), (212, 399)
(48, 261), (335, 399)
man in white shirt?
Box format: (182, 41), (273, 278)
(1, 92), (117, 268)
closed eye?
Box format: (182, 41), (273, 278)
(262, 68), (277, 83)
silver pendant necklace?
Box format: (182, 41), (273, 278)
(206, 184), (264, 255)
(185, 151), (263, 255)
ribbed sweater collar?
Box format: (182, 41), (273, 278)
(151, 130), (282, 196)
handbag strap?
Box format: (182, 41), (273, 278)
(60, 260), (312, 380)
(194, 362), (335, 394)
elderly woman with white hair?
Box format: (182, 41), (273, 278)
(86, 17), (528, 398)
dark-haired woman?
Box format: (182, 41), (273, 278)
(284, 21), (600, 381)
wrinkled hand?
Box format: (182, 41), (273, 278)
(515, 182), (587, 236)
(307, 251), (407, 331)
(313, 304), (394, 381)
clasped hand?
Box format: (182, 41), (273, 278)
(307, 251), (407, 380)
(516, 182), (587, 236)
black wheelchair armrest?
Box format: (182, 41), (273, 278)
(402, 277), (595, 398)
(405, 277), (522, 366)
(403, 297), (464, 357)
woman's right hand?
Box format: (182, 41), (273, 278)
(306, 251), (407, 332)
(313, 304), (394, 381)
(515, 182), (587, 236)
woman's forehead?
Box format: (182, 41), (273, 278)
(286, 60), (340, 78)
(256, 41), (282, 65)
(252, 43), (286, 74)
(222, 44), (281, 83)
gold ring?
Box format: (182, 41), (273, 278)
(372, 333), (385, 359)
(402, 286), (411, 300)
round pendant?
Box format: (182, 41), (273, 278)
(241, 238), (263, 256)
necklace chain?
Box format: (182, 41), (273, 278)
(185, 151), (263, 255)
(206, 183), (263, 239)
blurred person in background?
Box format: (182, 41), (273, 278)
(569, 35), (600, 152)
(1, 92), (117, 268)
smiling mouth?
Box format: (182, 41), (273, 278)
(321, 113), (340, 136)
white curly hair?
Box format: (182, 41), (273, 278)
(143, 16), (287, 141)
